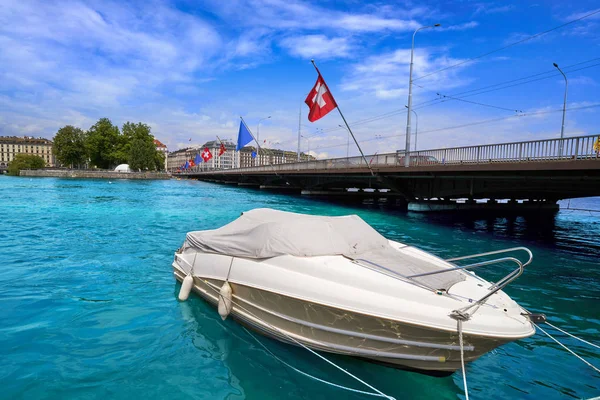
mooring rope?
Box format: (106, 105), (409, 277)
(242, 326), (391, 398)
(534, 322), (600, 374)
(545, 321), (600, 351)
(457, 319), (470, 400)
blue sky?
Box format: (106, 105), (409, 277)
(1, 0), (599, 157)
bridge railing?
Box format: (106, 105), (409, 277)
(183, 134), (599, 174)
(410, 135), (599, 166)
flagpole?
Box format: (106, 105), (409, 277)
(240, 116), (261, 167)
(310, 59), (374, 176)
(297, 105), (301, 163)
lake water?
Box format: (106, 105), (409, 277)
(0, 176), (598, 399)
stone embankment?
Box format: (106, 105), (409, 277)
(20, 169), (171, 180)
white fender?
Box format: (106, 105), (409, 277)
(218, 281), (233, 320)
(178, 274), (194, 301)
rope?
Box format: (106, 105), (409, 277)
(243, 326), (391, 398)
(225, 257), (234, 281)
(534, 323), (600, 374)
(545, 322), (600, 350)
(457, 319), (470, 400)
(190, 252), (198, 275)
(198, 278), (396, 400)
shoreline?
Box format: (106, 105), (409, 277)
(19, 169), (171, 180)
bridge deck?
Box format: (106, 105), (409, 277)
(179, 134), (600, 202)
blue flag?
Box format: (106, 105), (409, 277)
(236, 120), (253, 151)
(251, 151), (257, 158)
(184, 161), (189, 169)
(194, 153), (202, 164)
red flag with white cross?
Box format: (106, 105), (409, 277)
(219, 142), (226, 156)
(305, 73), (337, 122)
(201, 147), (213, 162)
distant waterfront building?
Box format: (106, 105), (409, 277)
(154, 139), (168, 170)
(0, 136), (55, 172)
(197, 140), (237, 171)
(167, 147), (195, 172)
(166, 140), (314, 172)
(239, 146), (314, 168)
(167, 141), (237, 172)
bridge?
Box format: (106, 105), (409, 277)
(180, 134), (600, 212)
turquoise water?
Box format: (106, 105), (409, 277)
(0, 176), (598, 400)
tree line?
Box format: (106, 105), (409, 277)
(7, 154), (46, 176)
(53, 118), (164, 171)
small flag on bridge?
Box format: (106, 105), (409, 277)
(194, 153), (202, 164)
(201, 147), (213, 163)
(219, 142), (226, 156)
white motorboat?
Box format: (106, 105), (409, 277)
(173, 208), (536, 376)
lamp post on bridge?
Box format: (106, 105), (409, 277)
(553, 63), (568, 157)
(299, 127), (323, 161)
(257, 116), (271, 165)
(405, 23), (441, 167)
(300, 134), (310, 159)
(338, 124), (350, 159)
(405, 105), (418, 151)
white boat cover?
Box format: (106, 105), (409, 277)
(186, 208), (388, 258)
(185, 208), (466, 290)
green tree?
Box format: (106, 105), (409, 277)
(123, 122), (159, 171)
(154, 151), (165, 171)
(85, 118), (121, 169)
(53, 125), (87, 168)
(8, 154), (45, 176)
(114, 122), (135, 165)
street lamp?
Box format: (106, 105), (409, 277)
(405, 105), (418, 151)
(405, 23), (441, 167)
(257, 116), (271, 144)
(553, 63), (568, 156)
(256, 116), (271, 166)
(339, 124), (350, 158)
(301, 134), (310, 159)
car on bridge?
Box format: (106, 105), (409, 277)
(397, 155), (439, 166)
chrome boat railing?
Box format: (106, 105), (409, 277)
(408, 247), (533, 306)
(355, 247), (532, 307)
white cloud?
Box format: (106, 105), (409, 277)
(206, 0), (420, 33)
(333, 15), (418, 33)
(279, 35), (353, 59)
(473, 4), (515, 16)
(564, 8), (600, 20)
(340, 48), (471, 99)
(568, 76), (597, 86)
(0, 0), (225, 107)
(560, 8), (600, 37)
(439, 21), (479, 31)
(1, 0), (597, 155)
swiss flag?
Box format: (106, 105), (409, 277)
(305, 73), (337, 122)
(219, 143), (226, 156)
(201, 147), (213, 162)
(189, 159), (195, 167)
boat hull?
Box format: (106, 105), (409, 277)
(173, 264), (514, 375)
